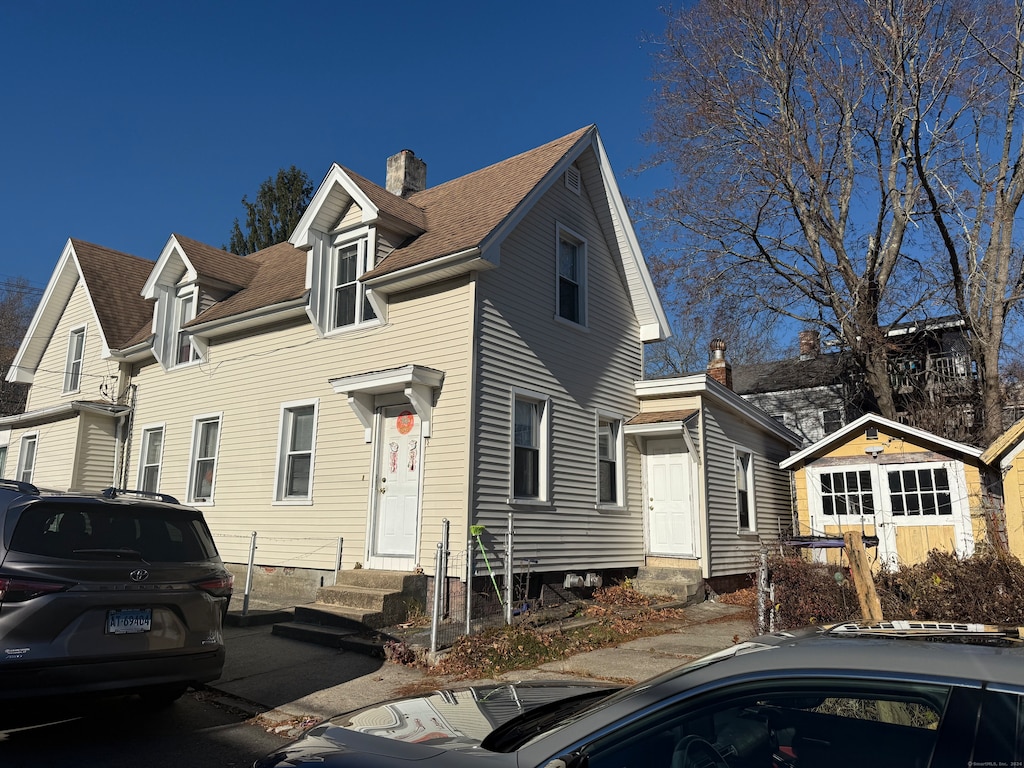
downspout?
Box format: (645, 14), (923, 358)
(117, 384), (138, 489)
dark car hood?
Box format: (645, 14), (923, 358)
(255, 681), (618, 766)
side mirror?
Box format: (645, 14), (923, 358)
(543, 751), (587, 768)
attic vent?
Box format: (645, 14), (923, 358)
(565, 165), (581, 195)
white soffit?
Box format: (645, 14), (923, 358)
(329, 364), (444, 442)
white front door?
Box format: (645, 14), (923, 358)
(646, 438), (696, 557)
(372, 406), (422, 559)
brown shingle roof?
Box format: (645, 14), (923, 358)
(186, 241), (306, 326)
(364, 125), (594, 279)
(71, 239), (154, 349)
(627, 409), (698, 425)
(341, 168), (428, 231)
(173, 234), (259, 288)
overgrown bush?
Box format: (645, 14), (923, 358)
(767, 549), (1024, 629)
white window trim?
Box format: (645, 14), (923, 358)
(882, 460), (966, 526)
(734, 446), (757, 533)
(554, 223), (588, 330)
(173, 286), (202, 368)
(807, 464), (883, 525)
(510, 387), (551, 505)
(186, 412), (223, 506)
(596, 411), (625, 509)
(136, 423), (166, 493)
(272, 399), (319, 505)
(326, 228), (382, 336)
(63, 325), (87, 394)
(16, 432), (38, 484)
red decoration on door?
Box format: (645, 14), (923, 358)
(396, 410), (415, 435)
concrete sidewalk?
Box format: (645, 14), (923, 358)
(207, 601), (753, 735)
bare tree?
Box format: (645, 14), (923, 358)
(0, 277), (39, 415)
(646, 0), (1024, 440)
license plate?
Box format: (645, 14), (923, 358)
(106, 608), (152, 634)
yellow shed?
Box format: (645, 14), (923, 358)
(780, 414), (995, 570)
(980, 416), (1024, 561)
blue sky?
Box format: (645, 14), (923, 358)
(0, 1), (673, 298)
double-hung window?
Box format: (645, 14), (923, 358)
(137, 426), (165, 493)
(512, 391), (549, 502)
(332, 239), (376, 330)
(188, 415), (221, 503)
(176, 292), (198, 365)
(64, 327), (86, 393)
(276, 402), (317, 502)
(735, 448), (756, 531)
(556, 224), (586, 326)
(17, 433), (37, 484)
(597, 416), (624, 506)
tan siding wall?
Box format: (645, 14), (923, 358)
(7, 419), (79, 490)
(71, 412), (118, 491)
(125, 277), (474, 571)
(702, 405), (795, 577)
(473, 153), (646, 572)
(27, 280), (121, 412)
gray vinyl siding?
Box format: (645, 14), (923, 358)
(472, 147), (645, 573)
(702, 405), (795, 577)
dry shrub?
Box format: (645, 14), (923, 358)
(767, 554), (857, 628)
(768, 549), (1024, 629)
(877, 549), (1024, 624)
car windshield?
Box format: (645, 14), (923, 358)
(9, 502), (218, 562)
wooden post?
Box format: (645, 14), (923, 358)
(844, 531), (883, 623)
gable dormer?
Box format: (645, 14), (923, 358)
(290, 159), (427, 337)
(141, 235), (257, 370)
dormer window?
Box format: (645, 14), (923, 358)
(176, 292), (198, 364)
(332, 240), (376, 330)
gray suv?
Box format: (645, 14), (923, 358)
(0, 480), (233, 704)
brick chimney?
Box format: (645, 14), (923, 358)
(386, 149), (426, 197)
(708, 338), (733, 389)
(799, 329), (820, 361)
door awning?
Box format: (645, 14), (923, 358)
(329, 364), (444, 442)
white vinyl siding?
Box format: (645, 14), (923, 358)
(187, 414), (222, 504)
(138, 426), (165, 493)
(71, 411), (118, 492)
(275, 401), (318, 503)
(63, 326), (86, 393)
(473, 147), (645, 573)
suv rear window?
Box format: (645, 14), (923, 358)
(9, 502), (218, 562)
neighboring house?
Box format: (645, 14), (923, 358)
(735, 319), (980, 446)
(628, 342), (803, 593)
(980, 416), (1024, 560)
(780, 413), (1000, 570)
(4, 125), (769, 606)
(733, 331), (855, 446)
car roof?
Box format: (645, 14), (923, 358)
(660, 624), (1024, 689)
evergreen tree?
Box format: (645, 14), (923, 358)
(227, 166), (313, 255)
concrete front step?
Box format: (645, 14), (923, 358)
(313, 570), (427, 628)
(633, 566), (705, 605)
(272, 620), (391, 657)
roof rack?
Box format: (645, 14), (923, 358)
(827, 620), (1023, 642)
(100, 487), (181, 505)
(0, 478), (40, 496)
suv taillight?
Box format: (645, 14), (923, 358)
(0, 576), (70, 603)
(194, 574), (234, 595)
